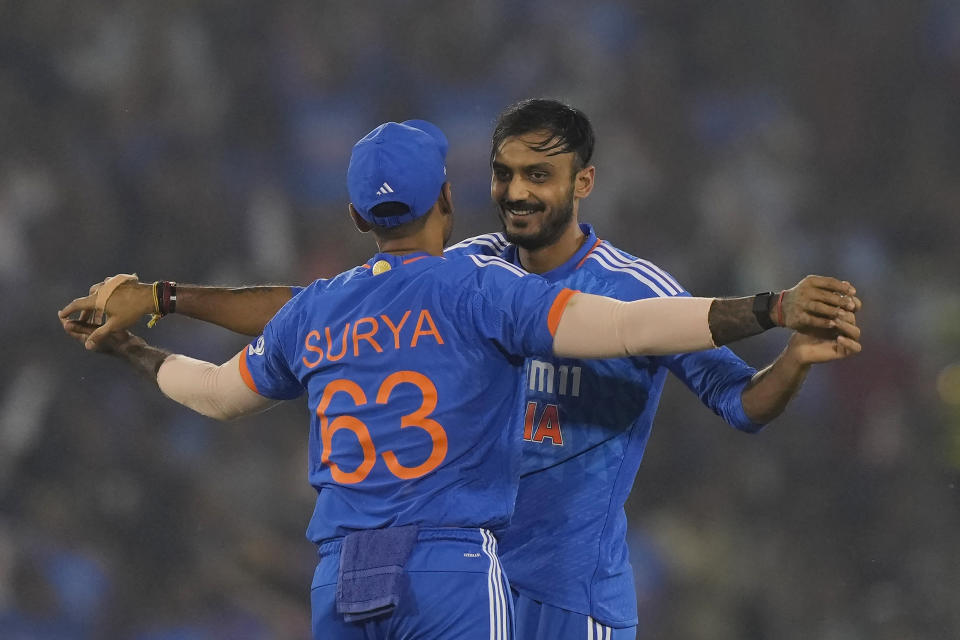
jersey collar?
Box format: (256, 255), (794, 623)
(503, 223), (601, 283)
(364, 251), (436, 270)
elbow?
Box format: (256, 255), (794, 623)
(177, 397), (240, 422)
(738, 420), (767, 435)
(202, 404), (244, 422)
(731, 402), (770, 433)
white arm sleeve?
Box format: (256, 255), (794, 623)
(552, 293), (717, 358)
(157, 351), (277, 421)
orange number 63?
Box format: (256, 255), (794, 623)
(317, 371), (448, 484)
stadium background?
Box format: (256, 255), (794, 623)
(2, 1), (959, 638)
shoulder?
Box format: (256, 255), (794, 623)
(457, 253), (527, 277)
(266, 278), (322, 329)
(444, 232), (510, 257)
(272, 268), (358, 322)
(578, 241), (686, 299)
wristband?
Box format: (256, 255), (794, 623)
(752, 292), (776, 330)
(148, 281), (178, 328)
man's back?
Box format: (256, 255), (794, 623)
(239, 250), (573, 543)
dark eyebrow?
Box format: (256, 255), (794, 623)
(491, 160), (556, 172)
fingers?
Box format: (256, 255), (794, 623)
(830, 318), (861, 341)
(85, 321), (119, 350)
(802, 300), (857, 321)
(62, 319), (96, 342)
(802, 276), (856, 297)
(803, 288), (858, 313)
(835, 335), (862, 356)
(791, 312), (836, 331)
(58, 293), (98, 320)
(789, 312), (861, 340)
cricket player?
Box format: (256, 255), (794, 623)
(61, 115), (861, 639)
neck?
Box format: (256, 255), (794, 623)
(376, 235), (444, 257)
(517, 220), (586, 274)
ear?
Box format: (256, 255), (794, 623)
(438, 182), (454, 215)
(574, 165), (595, 199)
(350, 204), (373, 232)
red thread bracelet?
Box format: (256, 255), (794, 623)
(776, 291), (786, 327)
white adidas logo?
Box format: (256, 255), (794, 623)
(375, 182), (394, 196)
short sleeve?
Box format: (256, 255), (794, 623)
(237, 320), (304, 400)
(465, 257), (574, 358)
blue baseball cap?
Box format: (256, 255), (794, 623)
(347, 119), (449, 228)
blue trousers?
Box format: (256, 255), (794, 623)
(311, 528), (513, 639)
(513, 591), (637, 640)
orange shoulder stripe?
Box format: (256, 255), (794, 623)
(238, 348), (260, 394)
(547, 288), (578, 336)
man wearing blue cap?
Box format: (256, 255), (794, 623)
(60, 119), (860, 639)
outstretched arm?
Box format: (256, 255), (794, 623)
(172, 284), (294, 334)
(552, 276), (861, 359)
(59, 277), (295, 348)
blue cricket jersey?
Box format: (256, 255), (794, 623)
(240, 251), (576, 543)
(446, 224), (762, 627)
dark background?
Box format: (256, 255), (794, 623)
(1, 1), (958, 638)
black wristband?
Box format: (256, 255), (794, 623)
(752, 292), (776, 330)
(166, 281), (177, 315)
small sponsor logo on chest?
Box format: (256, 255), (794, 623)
(528, 360), (582, 397)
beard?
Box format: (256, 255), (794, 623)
(497, 189), (575, 252)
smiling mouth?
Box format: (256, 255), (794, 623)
(503, 206), (543, 217)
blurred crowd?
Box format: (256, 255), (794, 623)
(1, 1), (958, 638)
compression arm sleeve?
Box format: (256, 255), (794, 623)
(157, 351), (276, 420)
(552, 293), (716, 358)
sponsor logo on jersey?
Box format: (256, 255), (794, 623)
(528, 360), (581, 397)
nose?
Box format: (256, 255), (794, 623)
(504, 175), (529, 203)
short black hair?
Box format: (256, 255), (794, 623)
(491, 99), (595, 170)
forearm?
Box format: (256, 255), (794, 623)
(114, 340), (173, 382)
(156, 351), (275, 420)
(175, 285), (295, 335)
(553, 294), (773, 359)
(740, 348), (811, 424)
(94, 332), (273, 420)
(707, 296), (770, 346)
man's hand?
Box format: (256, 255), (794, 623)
(778, 275), (861, 338)
(58, 276), (155, 349)
(61, 316), (146, 355)
(786, 329), (862, 364)
(740, 304), (862, 424)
